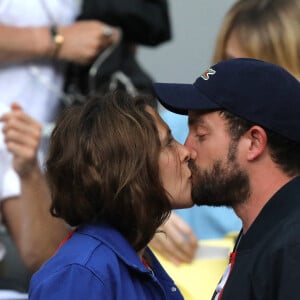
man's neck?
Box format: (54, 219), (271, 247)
(234, 172), (293, 234)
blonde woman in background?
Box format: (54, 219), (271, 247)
(213, 0), (300, 79)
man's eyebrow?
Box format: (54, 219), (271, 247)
(188, 115), (205, 126)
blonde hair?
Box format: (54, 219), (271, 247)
(212, 0), (300, 80)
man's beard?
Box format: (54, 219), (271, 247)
(189, 140), (251, 207)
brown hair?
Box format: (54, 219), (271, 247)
(220, 110), (300, 177)
(212, 0), (300, 80)
(46, 92), (171, 251)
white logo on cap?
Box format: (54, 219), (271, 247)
(200, 68), (216, 80)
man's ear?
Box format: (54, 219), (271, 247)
(244, 126), (267, 161)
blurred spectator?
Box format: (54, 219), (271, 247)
(0, 0), (119, 289)
(0, 103), (70, 293)
(212, 0), (300, 79)
(64, 0), (171, 105)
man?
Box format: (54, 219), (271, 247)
(153, 58), (300, 299)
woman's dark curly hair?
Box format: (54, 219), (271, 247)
(46, 91), (171, 251)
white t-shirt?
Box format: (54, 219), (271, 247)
(0, 0), (80, 122)
(0, 103), (19, 202)
(0, 102), (13, 260)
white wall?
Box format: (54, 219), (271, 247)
(137, 0), (236, 83)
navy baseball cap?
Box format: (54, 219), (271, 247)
(153, 58), (300, 143)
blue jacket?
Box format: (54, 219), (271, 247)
(29, 224), (183, 299)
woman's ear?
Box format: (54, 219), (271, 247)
(245, 126), (267, 161)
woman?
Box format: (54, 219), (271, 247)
(29, 91), (194, 299)
(212, 0), (300, 79)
